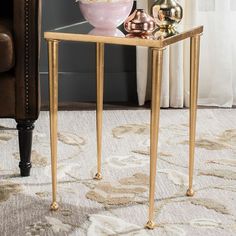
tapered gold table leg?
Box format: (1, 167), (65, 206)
(145, 48), (164, 230)
(48, 40), (59, 210)
(187, 35), (201, 197)
(94, 43), (104, 180)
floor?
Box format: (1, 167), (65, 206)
(41, 101), (236, 111)
(0, 109), (235, 236)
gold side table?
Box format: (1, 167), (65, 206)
(44, 23), (203, 229)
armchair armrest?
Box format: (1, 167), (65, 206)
(13, 0), (41, 120)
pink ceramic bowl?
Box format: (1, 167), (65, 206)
(79, 0), (133, 29)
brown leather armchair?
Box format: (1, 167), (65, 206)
(0, 0), (41, 176)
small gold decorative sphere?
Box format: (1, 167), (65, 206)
(186, 188), (194, 197)
(94, 173), (102, 180)
(145, 220), (156, 230)
(50, 202), (59, 211)
(152, 0), (183, 29)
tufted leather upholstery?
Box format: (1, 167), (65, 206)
(0, 0), (41, 120)
(0, 19), (15, 73)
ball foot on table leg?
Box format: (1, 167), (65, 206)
(50, 202), (59, 211)
(186, 188), (194, 197)
(145, 220), (156, 230)
(94, 172), (102, 180)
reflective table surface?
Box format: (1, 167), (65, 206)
(45, 21), (203, 48)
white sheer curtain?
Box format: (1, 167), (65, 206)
(137, 0), (236, 107)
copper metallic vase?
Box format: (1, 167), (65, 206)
(124, 9), (157, 36)
(152, 0), (183, 29)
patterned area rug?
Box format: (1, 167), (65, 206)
(0, 109), (236, 236)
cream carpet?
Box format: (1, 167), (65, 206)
(0, 109), (236, 236)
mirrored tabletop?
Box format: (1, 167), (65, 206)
(44, 21), (203, 48)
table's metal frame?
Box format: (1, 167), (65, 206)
(45, 25), (203, 229)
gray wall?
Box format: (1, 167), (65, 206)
(40, 0), (137, 106)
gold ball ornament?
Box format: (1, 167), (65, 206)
(152, 0), (183, 29)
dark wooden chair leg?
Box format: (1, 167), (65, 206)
(16, 120), (35, 177)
